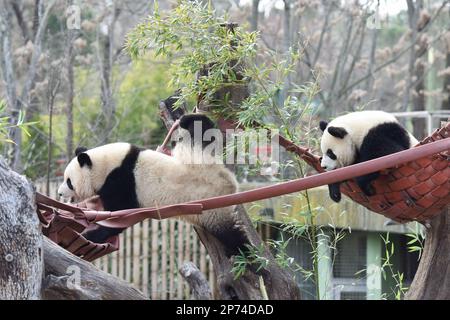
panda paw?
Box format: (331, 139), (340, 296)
(328, 184), (342, 203)
(360, 183), (376, 197)
(330, 190), (341, 203)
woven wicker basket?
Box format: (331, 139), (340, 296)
(340, 122), (450, 223)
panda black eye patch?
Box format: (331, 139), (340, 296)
(326, 149), (337, 160)
(67, 178), (74, 190)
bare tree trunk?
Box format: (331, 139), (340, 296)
(65, 0), (77, 161)
(412, 53), (427, 138)
(0, 157), (42, 299)
(442, 51), (450, 111)
(250, 0), (260, 31)
(0, 0), (55, 172)
(98, 3), (120, 144)
(179, 262), (212, 300)
(282, 0), (291, 53)
(410, 0), (427, 138)
(45, 68), (61, 195)
(66, 46), (75, 160)
(402, 0), (420, 113)
(365, 27), (378, 92)
(32, 0), (42, 40)
(0, 2), (22, 172)
(404, 0), (429, 137)
(405, 206), (450, 300)
(11, 1), (30, 43)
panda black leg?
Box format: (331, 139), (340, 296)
(328, 183), (342, 203)
(355, 172), (379, 197)
(83, 226), (125, 243)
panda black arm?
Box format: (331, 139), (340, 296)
(84, 145), (142, 243)
(83, 226), (124, 244)
(328, 182), (342, 203)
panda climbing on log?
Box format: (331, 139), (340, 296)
(57, 114), (244, 252)
(319, 110), (419, 203)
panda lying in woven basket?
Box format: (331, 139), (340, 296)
(318, 110), (449, 223)
(319, 110), (419, 202)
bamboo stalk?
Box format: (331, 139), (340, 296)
(161, 219), (168, 299)
(177, 220), (184, 299)
(125, 227), (132, 283)
(119, 232), (124, 280)
(142, 219), (149, 297)
(151, 219), (159, 299)
(169, 219), (175, 299)
(185, 223), (191, 298)
(111, 242), (118, 277)
(132, 222), (141, 289)
(102, 255), (108, 273)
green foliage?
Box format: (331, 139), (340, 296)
(126, 0), (257, 114)
(70, 61), (169, 148)
(231, 243), (269, 280)
(0, 100), (35, 145)
(405, 222), (425, 260)
(115, 57), (173, 145)
(380, 233), (409, 300)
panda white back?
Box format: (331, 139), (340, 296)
(134, 148), (237, 209)
(325, 111), (398, 149)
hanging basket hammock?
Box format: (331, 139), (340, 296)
(219, 118), (450, 224)
(339, 123), (449, 223)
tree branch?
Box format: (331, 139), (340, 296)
(42, 237), (148, 300)
(179, 262), (212, 300)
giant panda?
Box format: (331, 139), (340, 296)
(57, 114), (243, 251)
(319, 110), (419, 202)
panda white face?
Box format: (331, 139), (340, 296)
(58, 148), (95, 202)
(319, 121), (355, 171)
(58, 143), (136, 203)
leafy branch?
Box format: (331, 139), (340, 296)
(0, 100), (36, 145)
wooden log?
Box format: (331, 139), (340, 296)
(179, 262), (212, 300)
(405, 206), (450, 300)
(0, 157), (42, 299)
(42, 237), (147, 300)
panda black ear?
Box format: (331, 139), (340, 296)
(77, 153), (92, 168)
(179, 114), (215, 139)
(75, 146), (88, 156)
(327, 126), (348, 139)
(319, 121), (328, 132)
